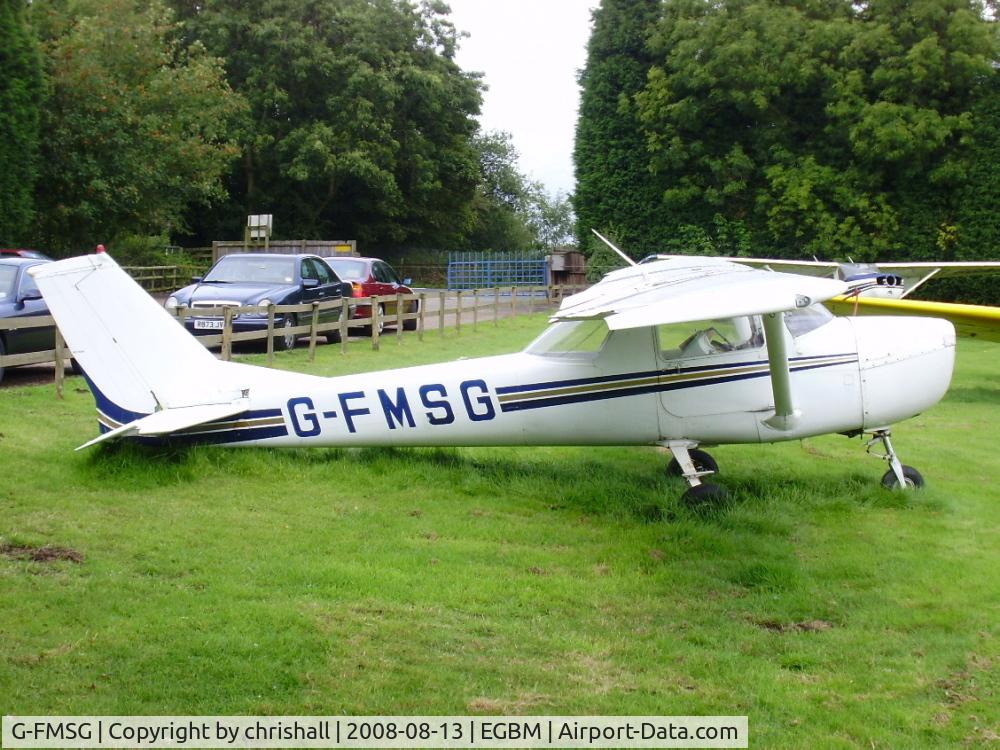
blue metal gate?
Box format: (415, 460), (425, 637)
(446, 251), (549, 290)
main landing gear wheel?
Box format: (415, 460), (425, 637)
(667, 448), (719, 478)
(881, 465), (925, 490)
(664, 442), (728, 509)
(682, 482), (728, 509)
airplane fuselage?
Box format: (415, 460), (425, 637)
(116, 314), (953, 450)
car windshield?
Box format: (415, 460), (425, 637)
(0, 265), (18, 299)
(326, 259), (368, 281)
(203, 256), (296, 284)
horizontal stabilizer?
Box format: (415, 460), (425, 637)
(76, 400), (250, 451)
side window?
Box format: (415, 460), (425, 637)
(313, 259), (333, 285)
(301, 258), (320, 282)
(383, 263), (401, 284)
(373, 262), (392, 283)
(18, 270), (40, 299)
(784, 304), (834, 338)
(658, 316), (763, 360)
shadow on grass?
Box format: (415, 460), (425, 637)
(943, 386), (1000, 405)
(75, 440), (937, 525)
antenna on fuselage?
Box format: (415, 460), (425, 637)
(591, 229), (637, 267)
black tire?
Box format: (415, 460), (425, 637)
(667, 448), (719, 478)
(326, 329), (341, 344)
(274, 314), (297, 351)
(881, 465), (925, 490)
(403, 300), (419, 331)
(682, 482), (728, 509)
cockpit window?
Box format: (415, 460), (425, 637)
(659, 316), (763, 359)
(527, 319), (610, 356)
(784, 304), (834, 337)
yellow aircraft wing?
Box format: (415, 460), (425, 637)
(826, 295), (1000, 342)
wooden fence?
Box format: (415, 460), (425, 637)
(0, 285), (587, 394)
(121, 265), (203, 293)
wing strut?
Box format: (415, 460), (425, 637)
(762, 312), (799, 431)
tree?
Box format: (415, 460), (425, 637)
(0, 0), (43, 245)
(33, 0), (245, 252)
(635, 0), (996, 260)
(527, 187), (575, 250)
(574, 0), (663, 259)
(170, 0), (483, 249)
(464, 131), (537, 250)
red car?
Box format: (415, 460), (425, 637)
(325, 257), (418, 333)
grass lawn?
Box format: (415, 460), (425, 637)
(1, 316), (997, 748)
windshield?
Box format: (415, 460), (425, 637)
(203, 256), (297, 284)
(526, 319), (610, 356)
(0, 265), (18, 299)
(326, 259), (368, 281)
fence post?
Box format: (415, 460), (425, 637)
(438, 291), (445, 334)
(308, 301), (320, 361)
(222, 306), (233, 361)
(396, 292), (403, 342)
(494, 287), (500, 326)
(266, 304), (275, 366)
(340, 299), (348, 355)
(510, 286), (517, 317)
(418, 293), (426, 342)
(472, 289), (478, 331)
(54, 328), (66, 400)
(371, 296), (380, 351)
(455, 290), (462, 335)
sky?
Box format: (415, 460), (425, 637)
(445, 0), (598, 198)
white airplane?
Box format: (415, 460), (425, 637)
(30, 252), (956, 507)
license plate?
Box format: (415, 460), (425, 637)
(194, 319), (224, 330)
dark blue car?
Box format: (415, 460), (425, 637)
(165, 253), (351, 350)
(0, 257), (56, 383)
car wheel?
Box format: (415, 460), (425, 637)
(403, 299), (419, 331)
(363, 303), (385, 337)
(275, 314), (297, 351)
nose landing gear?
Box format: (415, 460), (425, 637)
(866, 429), (925, 490)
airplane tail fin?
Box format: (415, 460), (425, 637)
(30, 254), (248, 434)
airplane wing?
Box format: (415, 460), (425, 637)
(652, 254), (839, 277)
(553, 256), (848, 330)
(826, 295), (1000, 343)
(655, 253), (1000, 298)
(554, 257), (849, 432)
(870, 261), (1000, 297)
